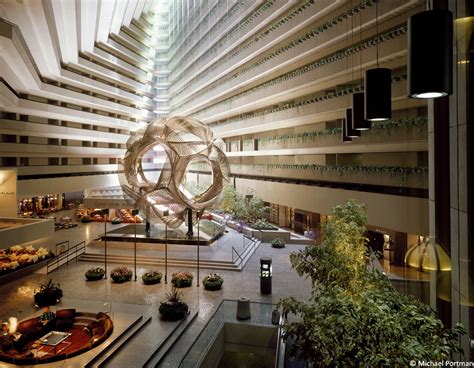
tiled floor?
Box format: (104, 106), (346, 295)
(0, 215), (312, 367)
(375, 258), (430, 281)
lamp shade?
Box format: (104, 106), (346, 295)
(408, 10), (453, 98)
(352, 92), (371, 130)
(346, 109), (360, 137)
(364, 68), (391, 121)
(8, 317), (17, 334)
(341, 118), (352, 143)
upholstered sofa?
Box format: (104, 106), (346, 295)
(0, 309), (114, 365)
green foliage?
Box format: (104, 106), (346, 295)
(280, 285), (465, 366)
(159, 287), (189, 321)
(171, 271), (193, 288)
(278, 200), (464, 366)
(219, 185), (267, 221)
(245, 196), (267, 222)
(34, 279), (63, 306)
(110, 266), (133, 283)
(165, 286), (183, 303)
(257, 117), (427, 144)
(142, 270), (163, 285)
(196, 220), (225, 238)
(271, 237), (286, 248)
(85, 267), (105, 281)
(250, 219), (278, 230)
(202, 273), (224, 291)
(220, 185), (240, 215)
(181, 181), (208, 197)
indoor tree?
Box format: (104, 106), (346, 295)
(278, 200), (465, 366)
(245, 196), (267, 222)
(220, 185), (240, 215)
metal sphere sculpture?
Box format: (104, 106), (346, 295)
(120, 116), (230, 228)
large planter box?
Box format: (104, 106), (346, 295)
(0, 258), (50, 286)
(211, 213), (291, 242)
(251, 228), (291, 242)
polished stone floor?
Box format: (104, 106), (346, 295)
(0, 213), (312, 367)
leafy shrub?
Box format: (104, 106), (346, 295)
(159, 287), (189, 321)
(197, 220), (225, 238)
(171, 271), (193, 288)
(202, 273), (224, 291)
(85, 267), (105, 281)
(271, 237), (285, 248)
(278, 200), (465, 366)
(250, 219), (278, 230)
(220, 185), (267, 221)
(142, 270), (163, 285)
(110, 267), (132, 283)
(245, 196), (267, 222)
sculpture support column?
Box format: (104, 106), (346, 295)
(187, 208), (193, 237)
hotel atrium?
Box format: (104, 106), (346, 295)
(0, 0), (472, 366)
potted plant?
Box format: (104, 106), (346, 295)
(159, 287), (189, 321)
(85, 267), (105, 281)
(110, 266), (133, 283)
(34, 279), (63, 307)
(81, 215), (92, 223)
(142, 270), (163, 285)
(271, 237), (286, 248)
(171, 271), (193, 288)
(202, 273), (224, 291)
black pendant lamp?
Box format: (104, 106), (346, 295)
(341, 118), (352, 143)
(346, 108), (360, 137)
(352, 92), (371, 130)
(364, 68), (391, 121)
(407, 10), (453, 99)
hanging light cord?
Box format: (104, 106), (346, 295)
(359, 0), (363, 79)
(351, 0), (355, 83)
(375, 0), (379, 68)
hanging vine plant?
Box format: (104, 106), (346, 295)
(255, 117), (427, 145)
(174, 0), (378, 111)
(190, 162), (428, 181)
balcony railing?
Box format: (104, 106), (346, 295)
(190, 163), (428, 189)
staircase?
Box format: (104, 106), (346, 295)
(85, 315), (151, 368)
(78, 239), (261, 271)
(84, 311), (199, 368)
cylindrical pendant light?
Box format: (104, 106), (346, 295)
(352, 92), (371, 130)
(364, 68), (391, 121)
(407, 10), (453, 99)
(346, 109), (360, 137)
(341, 118), (352, 143)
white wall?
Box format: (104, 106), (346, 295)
(0, 169), (17, 217)
(185, 172), (428, 235)
(17, 173), (120, 197)
(235, 177), (428, 235)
